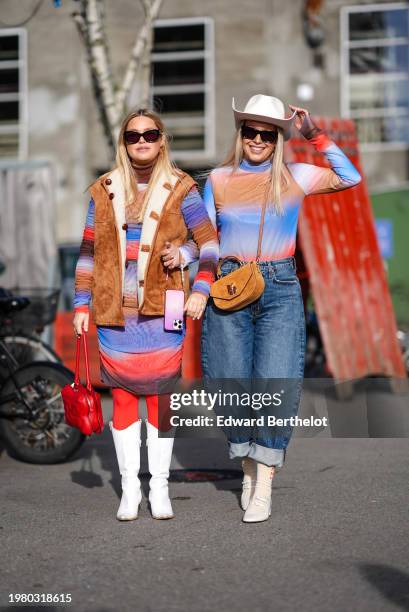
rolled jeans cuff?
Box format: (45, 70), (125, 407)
(228, 441), (251, 459)
(248, 444), (285, 468)
(228, 441), (285, 469)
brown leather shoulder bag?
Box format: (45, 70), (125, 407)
(210, 196), (268, 311)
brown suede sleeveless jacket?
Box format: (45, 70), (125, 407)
(88, 170), (196, 326)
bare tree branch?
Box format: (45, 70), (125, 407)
(139, 4), (155, 109)
(116, 0), (162, 116)
(97, 0), (115, 98)
(72, 11), (87, 41)
(85, 0), (119, 133)
(141, 0), (151, 18)
(71, 0), (163, 159)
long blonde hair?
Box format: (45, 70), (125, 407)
(115, 108), (178, 222)
(219, 124), (290, 215)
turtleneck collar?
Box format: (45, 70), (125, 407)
(239, 158), (272, 173)
(131, 159), (155, 184)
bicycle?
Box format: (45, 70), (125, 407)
(0, 294), (85, 464)
(0, 287), (62, 373)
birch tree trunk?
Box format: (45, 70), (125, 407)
(139, 0), (156, 109)
(72, 0), (163, 159)
(116, 0), (162, 117)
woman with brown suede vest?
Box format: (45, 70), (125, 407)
(73, 108), (219, 522)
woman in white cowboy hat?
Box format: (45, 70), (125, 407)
(179, 93), (361, 523)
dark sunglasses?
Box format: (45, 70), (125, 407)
(124, 129), (162, 144)
(241, 125), (278, 143)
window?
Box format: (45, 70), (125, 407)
(152, 18), (215, 159)
(0, 29), (27, 159)
(341, 3), (409, 148)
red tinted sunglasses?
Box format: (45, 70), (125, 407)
(124, 129), (162, 144)
(241, 125), (278, 143)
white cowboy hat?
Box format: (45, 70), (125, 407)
(232, 94), (296, 140)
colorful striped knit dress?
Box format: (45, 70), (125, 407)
(74, 164), (218, 395)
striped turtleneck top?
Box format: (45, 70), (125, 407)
(180, 131), (361, 264)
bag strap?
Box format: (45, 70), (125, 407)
(216, 189), (269, 276)
(82, 331), (92, 391)
(74, 332), (92, 392)
(256, 194), (268, 263)
(74, 336), (81, 387)
(165, 260), (185, 287)
(216, 256), (243, 278)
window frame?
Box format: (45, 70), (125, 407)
(152, 16), (215, 160)
(0, 28), (28, 160)
(340, 2), (409, 151)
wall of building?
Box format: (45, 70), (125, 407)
(1, 0), (407, 244)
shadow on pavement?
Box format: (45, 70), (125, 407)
(68, 425), (123, 500)
(359, 563), (409, 611)
(0, 439), (7, 459)
(68, 417), (249, 507)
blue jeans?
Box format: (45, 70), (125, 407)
(201, 256), (306, 468)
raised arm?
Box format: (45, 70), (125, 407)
(288, 104), (362, 196)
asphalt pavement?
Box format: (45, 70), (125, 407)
(0, 388), (408, 612)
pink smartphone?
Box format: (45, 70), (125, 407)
(164, 289), (185, 332)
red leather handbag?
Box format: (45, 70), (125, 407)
(61, 332), (104, 436)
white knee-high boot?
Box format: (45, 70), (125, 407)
(109, 420), (142, 521)
(146, 420), (174, 519)
(242, 462), (275, 523)
(241, 457), (257, 510)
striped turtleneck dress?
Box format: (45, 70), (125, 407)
(74, 162), (218, 395)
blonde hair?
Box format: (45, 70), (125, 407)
(219, 124), (290, 215)
(115, 108), (178, 222)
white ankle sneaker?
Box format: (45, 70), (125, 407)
(110, 421), (142, 521)
(242, 463), (275, 523)
(241, 457), (257, 510)
(146, 421), (174, 520)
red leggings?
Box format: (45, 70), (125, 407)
(112, 388), (171, 431)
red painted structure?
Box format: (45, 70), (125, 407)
(183, 119), (406, 381)
(291, 118), (405, 380)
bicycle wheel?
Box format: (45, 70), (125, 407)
(0, 334), (62, 368)
(0, 361), (85, 464)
